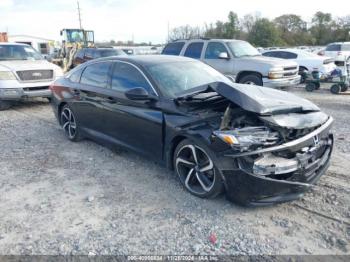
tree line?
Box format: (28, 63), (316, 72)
(169, 11), (350, 47)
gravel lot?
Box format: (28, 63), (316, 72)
(0, 87), (349, 255)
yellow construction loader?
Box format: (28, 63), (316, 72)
(52, 28), (94, 72)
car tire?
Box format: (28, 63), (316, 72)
(330, 84), (340, 94)
(299, 67), (308, 84)
(238, 74), (263, 86)
(174, 139), (223, 199)
(305, 83), (316, 92)
(341, 84), (348, 92)
(0, 100), (12, 111)
(60, 104), (82, 142)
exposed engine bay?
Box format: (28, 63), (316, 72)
(176, 84), (332, 180)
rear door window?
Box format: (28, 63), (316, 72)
(80, 62), (112, 88)
(162, 42), (185, 55)
(184, 42), (204, 59)
(111, 62), (153, 94)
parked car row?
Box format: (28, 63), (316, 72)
(262, 48), (337, 82)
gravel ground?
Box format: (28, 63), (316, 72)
(0, 86), (349, 255)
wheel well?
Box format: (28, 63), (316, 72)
(299, 66), (308, 72)
(167, 135), (187, 170)
(58, 102), (67, 124)
(236, 71), (262, 83)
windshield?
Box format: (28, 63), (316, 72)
(0, 45), (43, 61)
(226, 41), (260, 57)
(65, 29), (84, 42)
(146, 61), (231, 98)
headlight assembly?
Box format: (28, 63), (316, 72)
(268, 67), (284, 79)
(0, 71), (16, 80)
(214, 127), (280, 151)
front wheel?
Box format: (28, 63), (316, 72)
(238, 74), (263, 86)
(60, 105), (82, 141)
(174, 139), (223, 199)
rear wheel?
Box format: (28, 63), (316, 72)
(174, 139), (223, 198)
(60, 105), (82, 141)
(330, 84), (340, 94)
(305, 83), (316, 92)
(0, 100), (12, 111)
(238, 74), (263, 86)
(341, 84), (348, 92)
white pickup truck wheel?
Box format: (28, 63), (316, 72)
(239, 74), (263, 86)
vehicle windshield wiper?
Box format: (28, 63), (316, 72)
(175, 85), (216, 102)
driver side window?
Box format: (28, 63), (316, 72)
(205, 42), (228, 59)
(111, 62), (153, 94)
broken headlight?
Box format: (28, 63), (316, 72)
(214, 126), (280, 152)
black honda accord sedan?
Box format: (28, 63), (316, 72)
(50, 55), (333, 206)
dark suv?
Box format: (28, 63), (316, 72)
(72, 48), (126, 68)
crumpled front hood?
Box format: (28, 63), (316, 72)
(0, 60), (61, 72)
(215, 82), (320, 115)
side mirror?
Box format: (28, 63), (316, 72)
(125, 87), (156, 101)
(218, 52), (229, 60)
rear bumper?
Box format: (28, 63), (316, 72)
(220, 118), (333, 206)
(263, 75), (301, 88)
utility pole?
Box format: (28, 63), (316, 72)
(167, 21), (170, 43)
(77, 1), (82, 29)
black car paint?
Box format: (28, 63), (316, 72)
(50, 56), (333, 206)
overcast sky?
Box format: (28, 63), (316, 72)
(1, 0), (349, 43)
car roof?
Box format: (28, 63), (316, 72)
(85, 55), (196, 66)
(327, 42), (350, 45)
(0, 42), (30, 46)
(173, 38), (242, 43)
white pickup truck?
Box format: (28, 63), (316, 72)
(162, 39), (301, 88)
(0, 43), (63, 110)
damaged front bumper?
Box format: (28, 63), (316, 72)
(220, 117), (334, 206)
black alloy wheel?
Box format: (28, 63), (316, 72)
(60, 105), (82, 141)
(174, 139), (223, 198)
